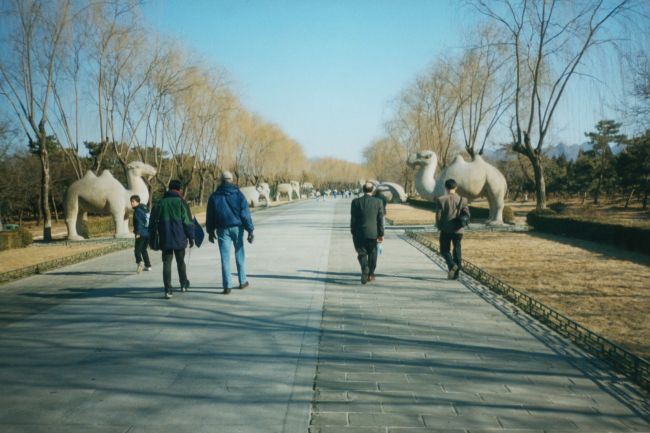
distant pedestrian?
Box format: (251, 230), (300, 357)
(436, 178), (470, 280)
(150, 180), (194, 299)
(130, 194), (152, 273)
(350, 182), (384, 284)
(206, 171), (255, 295)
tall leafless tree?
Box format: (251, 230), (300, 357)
(476, 0), (637, 209)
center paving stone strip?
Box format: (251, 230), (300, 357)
(0, 199), (648, 433)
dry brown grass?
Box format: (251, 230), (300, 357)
(385, 204), (435, 225)
(421, 231), (650, 360)
(0, 242), (109, 273)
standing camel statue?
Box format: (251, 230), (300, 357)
(241, 184), (271, 208)
(407, 150), (507, 224)
(275, 181), (300, 202)
(65, 161), (157, 240)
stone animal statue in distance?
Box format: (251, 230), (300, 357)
(407, 150), (507, 224)
(64, 161), (157, 240)
(241, 183), (271, 208)
(275, 181), (300, 202)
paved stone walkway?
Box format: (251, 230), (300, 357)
(311, 201), (649, 433)
(0, 198), (647, 433)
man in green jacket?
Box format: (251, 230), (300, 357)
(350, 182), (385, 284)
(150, 180), (194, 299)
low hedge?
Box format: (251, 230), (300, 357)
(0, 227), (33, 251)
(78, 216), (128, 238)
(527, 210), (650, 255)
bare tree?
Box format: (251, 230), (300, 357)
(456, 25), (513, 157)
(476, 0), (637, 209)
(0, 0), (76, 241)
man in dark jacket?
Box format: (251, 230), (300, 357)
(350, 182), (384, 284)
(436, 178), (470, 280)
(130, 194), (152, 273)
(206, 171), (254, 295)
(150, 180), (194, 299)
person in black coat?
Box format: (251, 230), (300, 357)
(130, 195), (152, 273)
(350, 182), (385, 284)
(149, 180), (195, 299)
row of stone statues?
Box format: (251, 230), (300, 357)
(63, 151), (508, 239)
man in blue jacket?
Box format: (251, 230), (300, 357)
(150, 180), (194, 299)
(130, 194), (152, 273)
(206, 171), (254, 295)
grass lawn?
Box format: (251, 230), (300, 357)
(418, 230), (650, 360)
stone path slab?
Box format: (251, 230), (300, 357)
(310, 200), (650, 433)
(0, 202), (330, 433)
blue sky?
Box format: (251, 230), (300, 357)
(143, 0), (469, 162)
(142, 0), (630, 163)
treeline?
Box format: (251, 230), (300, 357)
(0, 0), (367, 239)
(496, 121), (650, 209)
(363, 1), (649, 211)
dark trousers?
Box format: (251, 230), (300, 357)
(134, 237), (151, 267)
(353, 236), (378, 275)
(440, 232), (463, 270)
(162, 249), (188, 291)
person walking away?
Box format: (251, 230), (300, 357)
(206, 171), (255, 295)
(350, 182), (384, 284)
(131, 195), (152, 273)
(150, 180), (194, 299)
(436, 178), (470, 280)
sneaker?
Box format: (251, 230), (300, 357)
(239, 281), (250, 289)
(448, 265), (458, 280)
(164, 291), (173, 299)
(144, 266), (152, 272)
(454, 267), (460, 280)
(181, 280), (190, 292)
(136, 263), (144, 273)
(223, 287), (232, 295)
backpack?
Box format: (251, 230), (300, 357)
(450, 198), (470, 231)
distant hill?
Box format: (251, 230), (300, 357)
(482, 141), (624, 162)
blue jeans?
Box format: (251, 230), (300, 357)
(217, 226), (247, 289)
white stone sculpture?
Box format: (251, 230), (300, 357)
(407, 150), (507, 224)
(291, 180), (300, 199)
(64, 161), (157, 240)
(258, 182), (271, 206)
(276, 181), (300, 202)
(241, 184), (271, 208)
(241, 186), (261, 208)
(374, 182), (408, 204)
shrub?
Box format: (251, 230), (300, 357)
(17, 226), (32, 247)
(502, 206), (515, 224)
(77, 216), (117, 239)
(0, 226), (32, 250)
(548, 202), (568, 213)
(526, 211), (650, 255)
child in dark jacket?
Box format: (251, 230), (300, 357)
(131, 195), (152, 273)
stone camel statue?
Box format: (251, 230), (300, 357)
(241, 184), (271, 208)
(374, 182), (408, 204)
(275, 181), (300, 202)
(64, 161), (157, 240)
(407, 150), (507, 224)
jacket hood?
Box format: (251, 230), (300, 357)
(216, 183), (238, 195)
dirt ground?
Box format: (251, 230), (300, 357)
(418, 227), (650, 361)
(0, 242), (110, 273)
